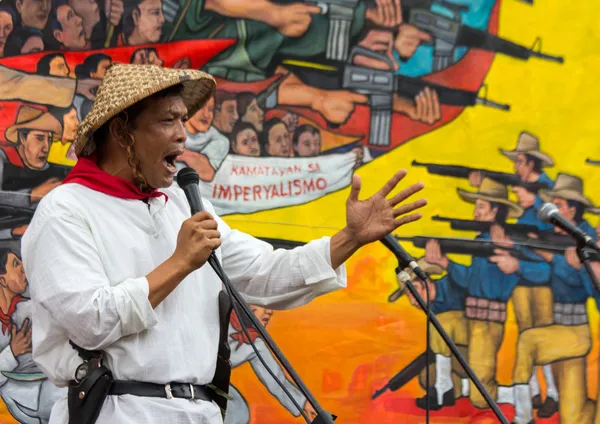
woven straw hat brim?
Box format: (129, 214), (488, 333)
(74, 64), (216, 157)
(457, 188), (524, 218)
(499, 148), (554, 167)
(539, 188), (595, 208)
(5, 113), (62, 144)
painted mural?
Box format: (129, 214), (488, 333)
(0, 0), (597, 422)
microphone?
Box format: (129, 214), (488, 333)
(538, 202), (598, 251)
(380, 234), (430, 282)
(176, 167), (206, 215)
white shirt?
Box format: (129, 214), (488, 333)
(21, 182), (346, 424)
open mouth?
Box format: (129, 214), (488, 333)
(162, 150), (183, 174)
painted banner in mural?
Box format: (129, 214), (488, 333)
(0, 0), (598, 423)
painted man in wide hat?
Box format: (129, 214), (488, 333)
(470, 131), (558, 414)
(20, 63), (427, 423)
(425, 178), (523, 410)
(493, 173), (599, 424)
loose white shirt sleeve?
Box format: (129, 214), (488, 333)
(21, 182), (346, 424)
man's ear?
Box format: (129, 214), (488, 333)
(109, 117), (131, 148)
(0, 276), (7, 289)
(53, 29), (64, 45)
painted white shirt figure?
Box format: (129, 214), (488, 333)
(21, 182), (347, 424)
(184, 126), (230, 172)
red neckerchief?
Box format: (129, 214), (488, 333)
(230, 310), (260, 349)
(0, 295), (25, 335)
(62, 155), (168, 202)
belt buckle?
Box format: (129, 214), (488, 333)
(165, 383), (173, 400)
(189, 384), (195, 401)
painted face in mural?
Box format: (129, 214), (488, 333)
(232, 128), (260, 157)
(68, 0), (100, 38)
(186, 96), (214, 134)
(18, 130), (50, 170)
(473, 199), (497, 222)
(132, 0), (165, 44)
(242, 99), (265, 132)
(15, 0), (50, 30)
(552, 197), (577, 234)
(294, 128), (321, 157)
(0, 11), (14, 57)
(266, 122), (291, 157)
(54, 4), (86, 50)
(90, 58), (111, 78)
(21, 34), (43, 54)
(1, 253), (27, 296)
(250, 306), (273, 327)
(214, 99), (238, 134)
(512, 186), (536, 209)
(62, 108), (80, 141)
(513, 153), (537, 182)
(49, 55), (70, 77)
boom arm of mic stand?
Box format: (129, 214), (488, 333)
(401, 271), (510, 424)
(205, 253), (336, 424)
(576, 245), (600, 293)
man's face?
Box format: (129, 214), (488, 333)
(19, 130), (50, 169)
(295, 131), (320, 157)
(266, 123), (291, 157)
(1, 253), (27, 295)
(62, 108), (79, 141)
(214, 99), (238, 134)
(474, 199), (497, 222)
(128, 95), (187, 188)
(133, 0), (165, 43)
(512, 186), (536, 209)
(55, 5), (86, 50)
(553, 197), (576, 234)
(0, 12), (14, 57)
(16, 0), (50, 30)
(21, 35), (43, 54)
(232, 128), (259, 157)
(90, 58), (110, 79)
(251, 306), (273, 327)
(68, 0), (99, 28)
(186, 97), (214, 133)
(242, 99), (264, 132)
(49, 56), (70, 77)
(514, 153), (535, 182)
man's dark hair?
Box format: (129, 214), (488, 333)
(48, 105), (75, 129)
(0, 249), (16, 275)
(17, 129), (32, 144)
(489, 201), (509, 224)
(236, 92), (256, 119)
(36, 53), (66, 76)
(45, 0), (69, 49)
(0, 4), (16, 26)
(4, 27), (43, 56)
(122, 0), (145, 41)
(260, 118), (286, 156)
(229, 121), (258, 152)
(214, 90), (237, 111)
(293, 124), (319, 147)
(524, 154), (543, 173)
(567, 200), (585, 224)
(75, 53), (111, 78)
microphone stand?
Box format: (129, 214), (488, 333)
(205, 252), (336, 424)
(397, 265), (510, 424)
(576, 244), (600, 292)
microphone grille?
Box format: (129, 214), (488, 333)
(538, 202), (559, 223)
(176, 167), (200, 187)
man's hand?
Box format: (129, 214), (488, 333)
(425, 239), (449, 269)
(31, 178), (62, 203)
(10, 319), (32, 357)
(344, 170), (426, 246)
(303, 401), (317, 421)
(468, 171), (482, 187)
(489, 249), (519, 274)
(394, 24), (432, 59)
(11, 225), (28, 238)
(394, 87), (441, 125)
(565, 247), (582, 270)
(173, 57), (192, 69)
(76, 78), (102, 100)
(172, 211), (221, 273)
(407, 279), (436, 307)
(490, 224), (514, 249)
(105, 0), (124, 26)
(271, 4), (321, 38)
(312, 91), (368, 125)
(365, 0), (403, 28)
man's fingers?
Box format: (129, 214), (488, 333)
(388, 181), (425, 206)
(198, 219), (218, 230)
(304, 4), (323, 14)
(431, 89), (441, 120)
(203, 230), (221, 240)
(379, 169), (408, 198)
(394, 0), (402, 24)
(394, 213), (422, 227)
(489, 256), (501, 264)
(347, 174), (362, 203)
(393, 198), (427, 218)
(207, 238), (222, 250)
(190, 211), (213, 222)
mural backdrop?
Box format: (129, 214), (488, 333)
(0, 0), (597, 422)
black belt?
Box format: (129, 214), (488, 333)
(109, 381), (213, 402)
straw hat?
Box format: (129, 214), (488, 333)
(539, 173), (600, 214)
(457, 178), (524, 218)
(74, 63), (216, 157)
(499, 132), (554, 167)
(5, 106), (62, 144)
